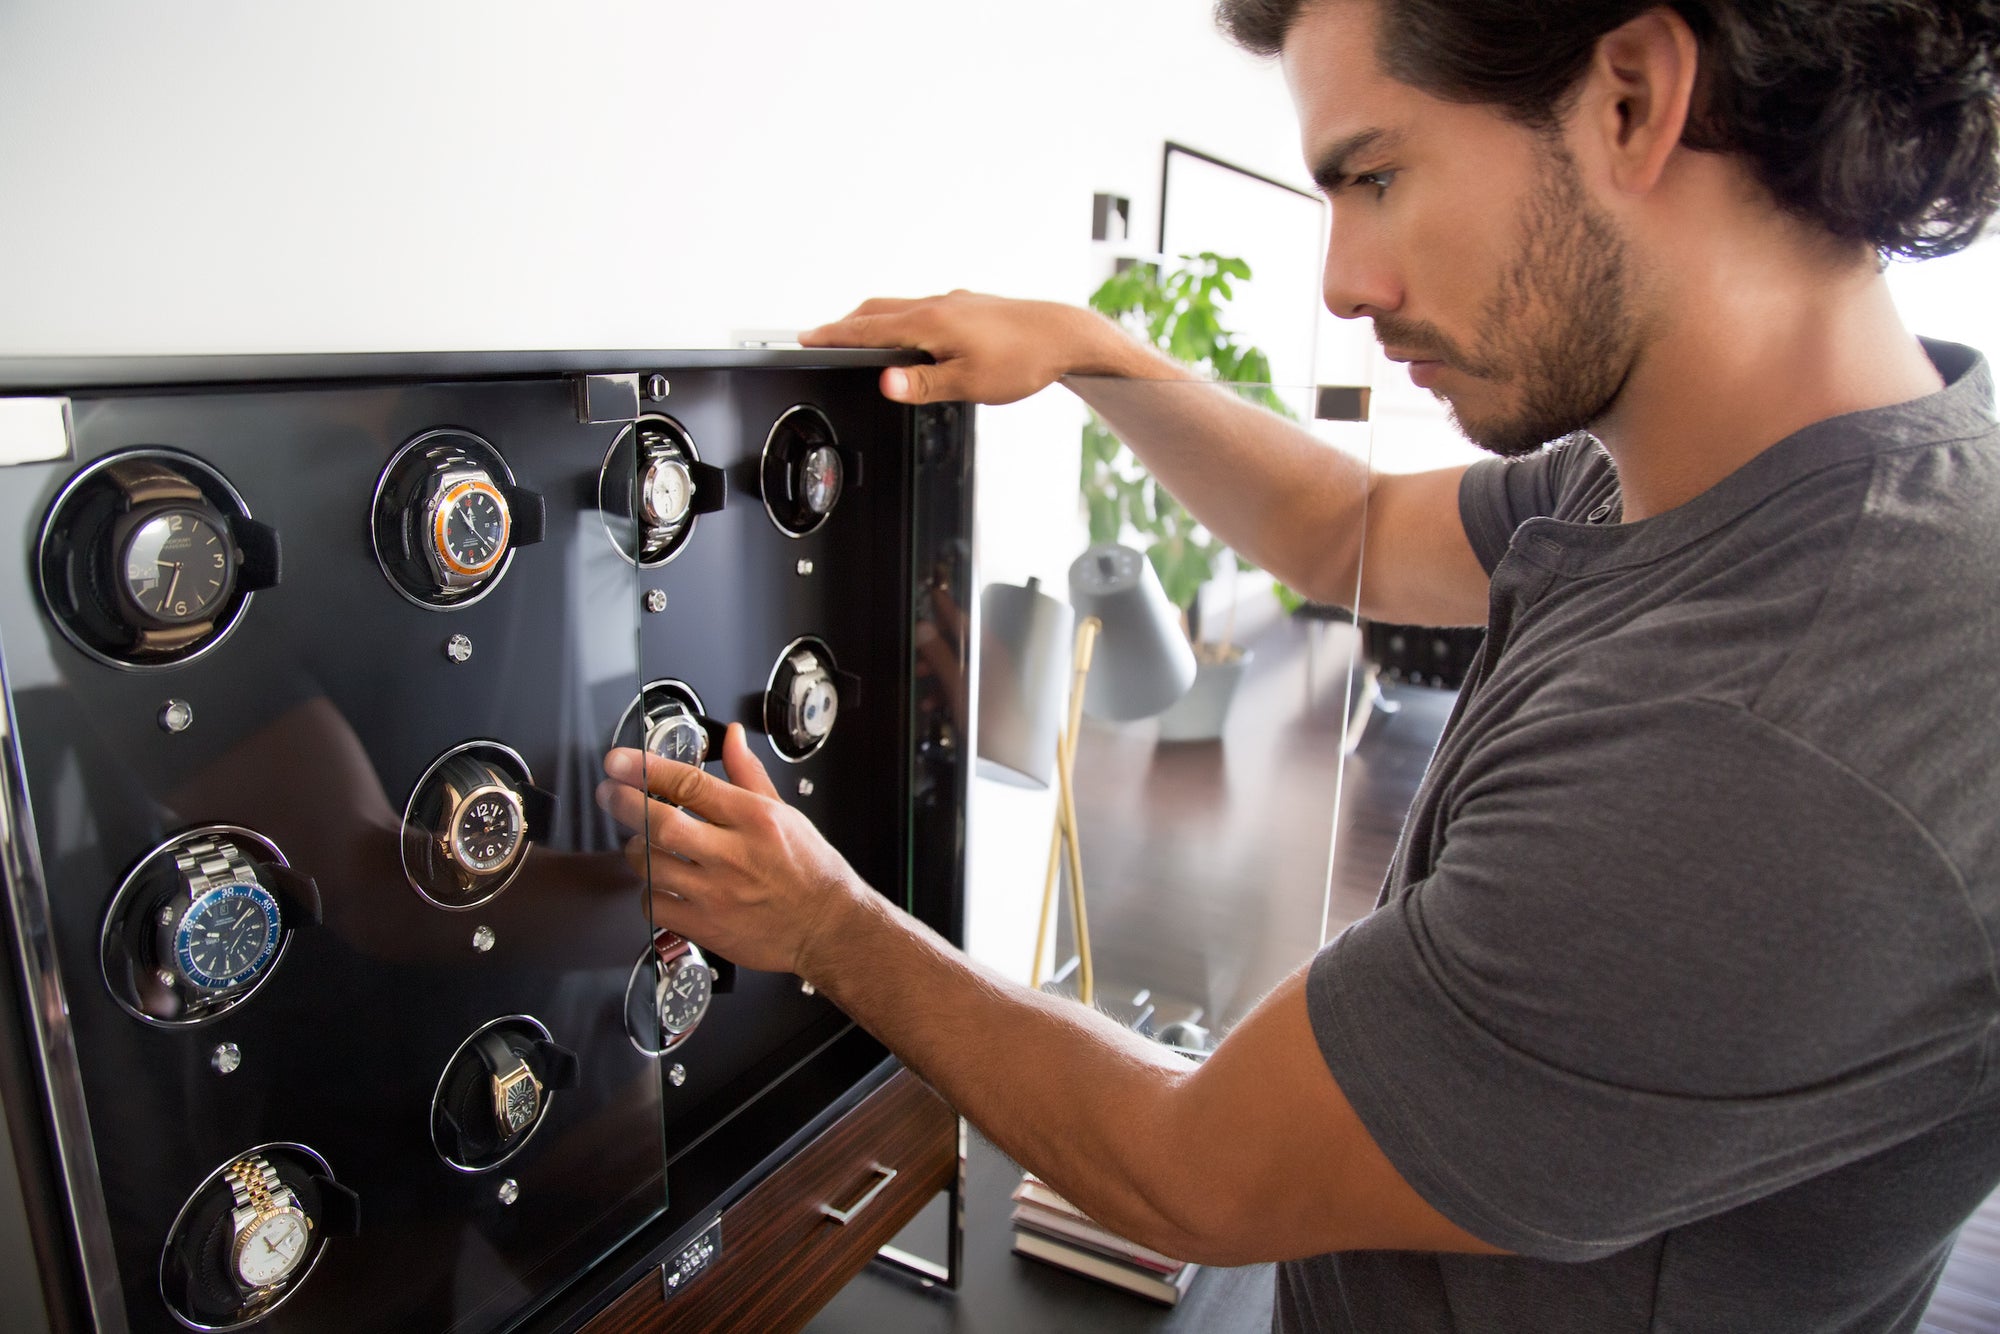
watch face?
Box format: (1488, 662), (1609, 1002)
(644, 706), (708, 767)
(657, 958), (713, 1036)
(500, 1071), (539, 1135)
(799, 445), (843, 517)
(452, 788), (524, 874)
(640, 458), (694, 531)
(789, 669), (839, 744)
(433, 479), (510, 579)
(120, 507), (234, 625)
(235, 1208), (310, 1289)
(174, 884), (281, 991)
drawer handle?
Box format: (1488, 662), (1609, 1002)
(820, 1165), (898, 1226)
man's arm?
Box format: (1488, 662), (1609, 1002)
(597, 732), (1504, 1265)
(801, 292), (1490, 627)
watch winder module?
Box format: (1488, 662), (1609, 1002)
(371, 429), (545, 608)
(598, 414), (727, 566)
(36, 450), (281, 668)
(401, 743), (551, 909)
(760, 404), (856, 537)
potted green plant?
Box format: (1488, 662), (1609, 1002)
(1080, 251), (1296, 739)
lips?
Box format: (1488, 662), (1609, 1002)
(1383, 349), (1447, 389)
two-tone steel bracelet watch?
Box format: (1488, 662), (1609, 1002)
(158, 835), (283, 995)
(224, 1154), (313, 1299)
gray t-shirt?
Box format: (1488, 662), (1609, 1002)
(1276, 340), (2000, 1333)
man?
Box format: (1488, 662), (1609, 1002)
(598, 1), (2000, 1328)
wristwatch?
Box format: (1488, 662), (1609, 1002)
(769, 643), (840, 758)
(433, 755), (528, 886)
(643, 693), (709, 768)
(101, 459), (240, 654)
(475, 1030), (543, 1139)
(652, 931), (714, 1050)
(223, 1154), (312, 1299)
(420, 449), (512, 593)
(157, 835), (282, 995)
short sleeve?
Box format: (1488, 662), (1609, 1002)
(1308, 698), (1992, 1260)
(1457, 437), (1612, 574)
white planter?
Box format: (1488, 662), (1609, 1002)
(1155, 647), (1253, 742)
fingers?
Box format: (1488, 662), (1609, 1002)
(597, 775), (723, 864)
(883, 362), (971, 405)
(720, 723), (780, 800)
(798, 295), (938, 346)
(604, 748), (755, 826)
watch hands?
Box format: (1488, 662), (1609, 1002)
(159, 561), (182, 607)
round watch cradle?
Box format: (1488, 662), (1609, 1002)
(369, 428), (526, 610)
(621, 930), (716, 1057)
(598, 413), (710, 568)
(399, 740), (541, 910)
(762, 635), (846, 763)
(158, 1142), (353, 1332)
(759, 403), (849, 538)
(429, 1015), (576, 1173)
(610, 678), (723, 771)
(98, 826), (318, 1028)
(36, 448), (279, 670)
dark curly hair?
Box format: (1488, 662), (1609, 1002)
(1216, 0), (2000, 259)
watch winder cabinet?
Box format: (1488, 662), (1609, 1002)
(0, 352), (972, 1333)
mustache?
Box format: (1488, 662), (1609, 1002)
(1371, 316), (1468, 370)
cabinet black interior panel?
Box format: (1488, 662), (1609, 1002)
(0, 352), (973, 1334)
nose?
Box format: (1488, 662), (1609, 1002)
(1321, 212), (1400, 321)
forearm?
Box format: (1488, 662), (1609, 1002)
(798, 885), (1215, 1258)
(1061, 317), (1374, 610)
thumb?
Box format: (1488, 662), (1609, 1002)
(882, 363), (963, 404)
(721, 723), (781, 801)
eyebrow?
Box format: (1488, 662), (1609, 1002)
(1310, 128), (1402, 192)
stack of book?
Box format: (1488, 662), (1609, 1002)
(1009, 1172), (1200, 1306)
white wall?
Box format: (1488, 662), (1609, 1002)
(0, 0), (1314, 981)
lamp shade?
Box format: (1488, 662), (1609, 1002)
(976, 577), (1074, 787)
(1067, 543), (1197, 721)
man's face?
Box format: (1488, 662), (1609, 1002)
(1282, 0), (1641, 457)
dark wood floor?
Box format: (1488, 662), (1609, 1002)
(1065, 612), (2000, 1333)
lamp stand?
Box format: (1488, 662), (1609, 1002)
(1031, 616), (1100, 1005)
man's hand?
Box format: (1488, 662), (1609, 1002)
(798, 291), (1166, 406)
(596, 724), (863, 976)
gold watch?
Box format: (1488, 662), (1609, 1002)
(224, 1154), (312, 1299)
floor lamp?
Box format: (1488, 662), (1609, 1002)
(978, 545), (1195, 1007)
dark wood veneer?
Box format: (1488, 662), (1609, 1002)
(583, 1069), (956, 1334)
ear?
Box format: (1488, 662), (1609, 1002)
(1579, 6), (1699, 196)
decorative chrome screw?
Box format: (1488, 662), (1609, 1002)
(800, 980), (817, 997)
(445, 634), (473, 664)
(472, 926), (496, 953)
(797, 778), (815, 797)
(644, 589), (668, 614)
(158, 699), (194, 733)
(211, 1043), (242, 1075)
(667, 1063), (687, 1087)
(796, 559), (815, 576)
(497, 1179), (520, 1206)
(645, 374), (671, 402)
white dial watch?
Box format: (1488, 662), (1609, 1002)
(224, 1155), (312, 1299)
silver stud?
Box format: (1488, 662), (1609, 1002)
(445, 634), (473, 664)
(796, 559), (815, 576)
(800, 980), (816, 996)
(643, 589), (668, 614)
(211, 1043), (242, 1075)
(497, 1179), (520, 1206)
(667, 1063), (687, 1087)
(797, 777), (814, 797)
(158, 699), (194, 733)
(472, 925), (496, 953)
(645, 374), (671, 402)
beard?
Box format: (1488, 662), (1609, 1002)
(1375, 139), (1638, 458)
